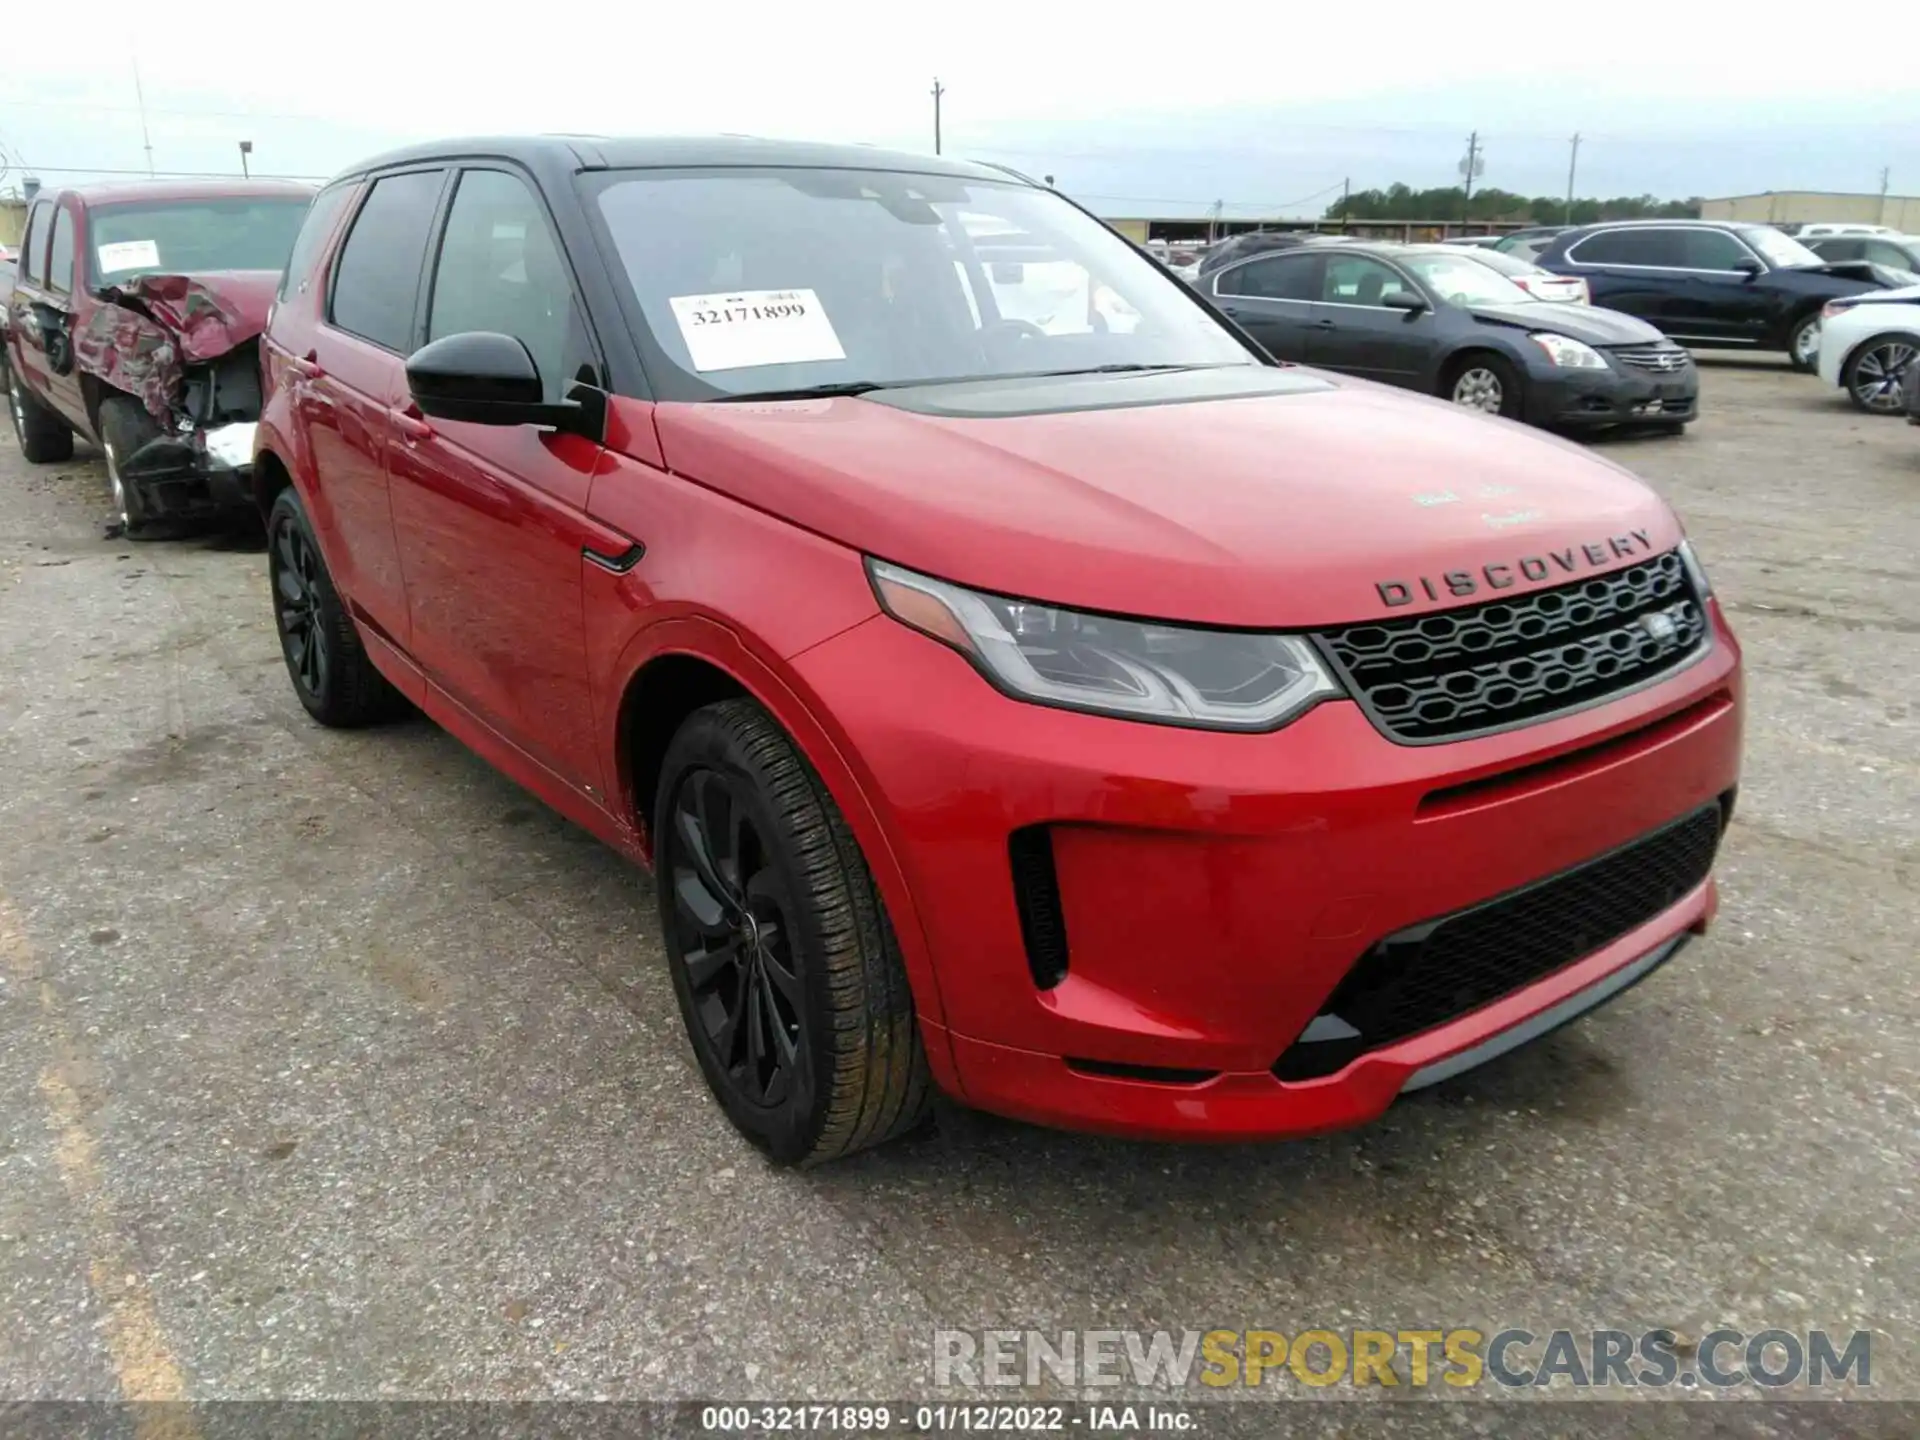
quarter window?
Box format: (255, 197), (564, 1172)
(280, 182), (357, 301)
(46, 206), (75, 293)
(329, 170), (446, 352)
(427, 169), (585, 401)
(1219, 254), (1317, 301)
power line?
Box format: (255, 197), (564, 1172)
(1, 162), (328, 181)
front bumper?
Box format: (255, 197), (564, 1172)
(1904, 354), (1920, 422)
(1526, 364), (1699, 430)
(792, 601), (1743, 1140)
(120, 420), (257, 521)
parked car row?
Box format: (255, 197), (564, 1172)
(5, 136), (1746, 1165)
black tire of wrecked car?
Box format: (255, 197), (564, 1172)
(8, 356), (75, 464)
(98, 395), (166, 539)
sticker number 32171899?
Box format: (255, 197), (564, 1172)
(667, 288), (847, 373)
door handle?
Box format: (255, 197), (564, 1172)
(289, 351), (325, 381)
(391, 405), (434, 444)
(1310, 319), (1337, 330)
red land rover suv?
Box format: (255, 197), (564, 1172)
(253, 137), (1743, 1165)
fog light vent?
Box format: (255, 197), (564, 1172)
(1008, 825), (1070, 989)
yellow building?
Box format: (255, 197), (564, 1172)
(1700, 191), (1920, 230)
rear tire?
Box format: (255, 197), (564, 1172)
(1443, 353), (1525, 420)
(266, 486), (404, 727)
(8, 364), (74, 464)
(1785, 312), (1821, 373)
(1840, 332), (1918, 415)
(654, 698), (932, 1166)
(98, 396), (162, 538)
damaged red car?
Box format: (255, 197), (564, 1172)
(3, 179), (314, 535)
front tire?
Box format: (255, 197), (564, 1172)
(1786, 312), (1822, 373)
(266, 487), (403, 727)
(8, 364), (74, 464)
(1443, 353), (1524, 419)
(98, 396), (162, 538)
(655, 699), (931, 1166)
(1840, 332), (1918, 414)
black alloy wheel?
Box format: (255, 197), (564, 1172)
(655, 699), (931, 1165)
(264, 486), (403, 727)
(272, 519), (330, 702)
(667, 766), (808, 1109)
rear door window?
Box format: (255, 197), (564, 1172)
(328, 170), (447, 352)
(279, 182), (358, 301)
(1567, 228), (1684, 267)
(1219, 254), (1318, 300)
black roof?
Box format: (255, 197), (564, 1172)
(335, 134), (1014, 185)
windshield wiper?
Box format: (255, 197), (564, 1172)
(1013, 363), (1222, 379)
(714, 381), (892, 402)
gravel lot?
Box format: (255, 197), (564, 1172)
(0, 357), (1914, 1420)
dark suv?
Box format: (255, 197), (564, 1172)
(1535, 220), (1888, 371)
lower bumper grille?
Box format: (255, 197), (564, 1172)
(1274, 801), (1725, 1082)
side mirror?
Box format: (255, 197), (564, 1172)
(1382, 289), (1429, 313)
(405, 331), (586, 432)
(1732, 258), (1762, 279)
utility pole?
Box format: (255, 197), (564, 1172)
(238, 139), (253, 178)
(931, 78), (944, 155)
(1339, 176), (1350, 231)
(1207, 199), (1222, 246)
(1880, 165), (1891, 224)
(1566, 133), (1581, 223)
(1458, 131), (1482, 226)
(132, 58), (156, 176)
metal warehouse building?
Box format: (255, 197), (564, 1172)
(1701, 191), (1920, 229)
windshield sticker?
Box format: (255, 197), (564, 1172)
(97, 240), (161, 274)
(668, 289), (845, 372)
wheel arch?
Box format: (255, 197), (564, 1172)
(607, 619), (955, 1035)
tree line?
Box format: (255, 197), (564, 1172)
(1325, 184), (1701, 224)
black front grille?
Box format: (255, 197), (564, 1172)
(1318, 549), (1707, 744)
(1609, 343), (1693, 374)
(1274, 802), (1723, 1081)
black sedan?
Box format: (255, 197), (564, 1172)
(1199, 242), (1696, 432)
(1533, 221), (1892, 371)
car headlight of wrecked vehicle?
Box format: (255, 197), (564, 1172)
(868, 559), (1341, 730)
(1528, 332), (1609, 369)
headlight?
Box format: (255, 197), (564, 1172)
(1678, 539), (1713, 598)
(867, 560), (1341, 731)
(1528, 332), (1608, 369)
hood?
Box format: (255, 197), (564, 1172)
(92, 271), (280, 362)
(73, 270), (278, 423)
(1466, 300), (1663, 346)
(652, 373), (1681, 628)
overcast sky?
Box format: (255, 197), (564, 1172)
(4, 0), (1916, 218)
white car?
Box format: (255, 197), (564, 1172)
(1815, 283), (1920, 414)
(1458, 245), (1591, 304)
(1796, 222), (1902, 238)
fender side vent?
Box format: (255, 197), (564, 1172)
(1008, 825), (1070, 989)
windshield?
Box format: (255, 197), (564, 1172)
(88, 197), (313, 282)
(1743, 227), (1823, 270)
(587, 167), (1255, 398)
(1399, 253), (1537, 307)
